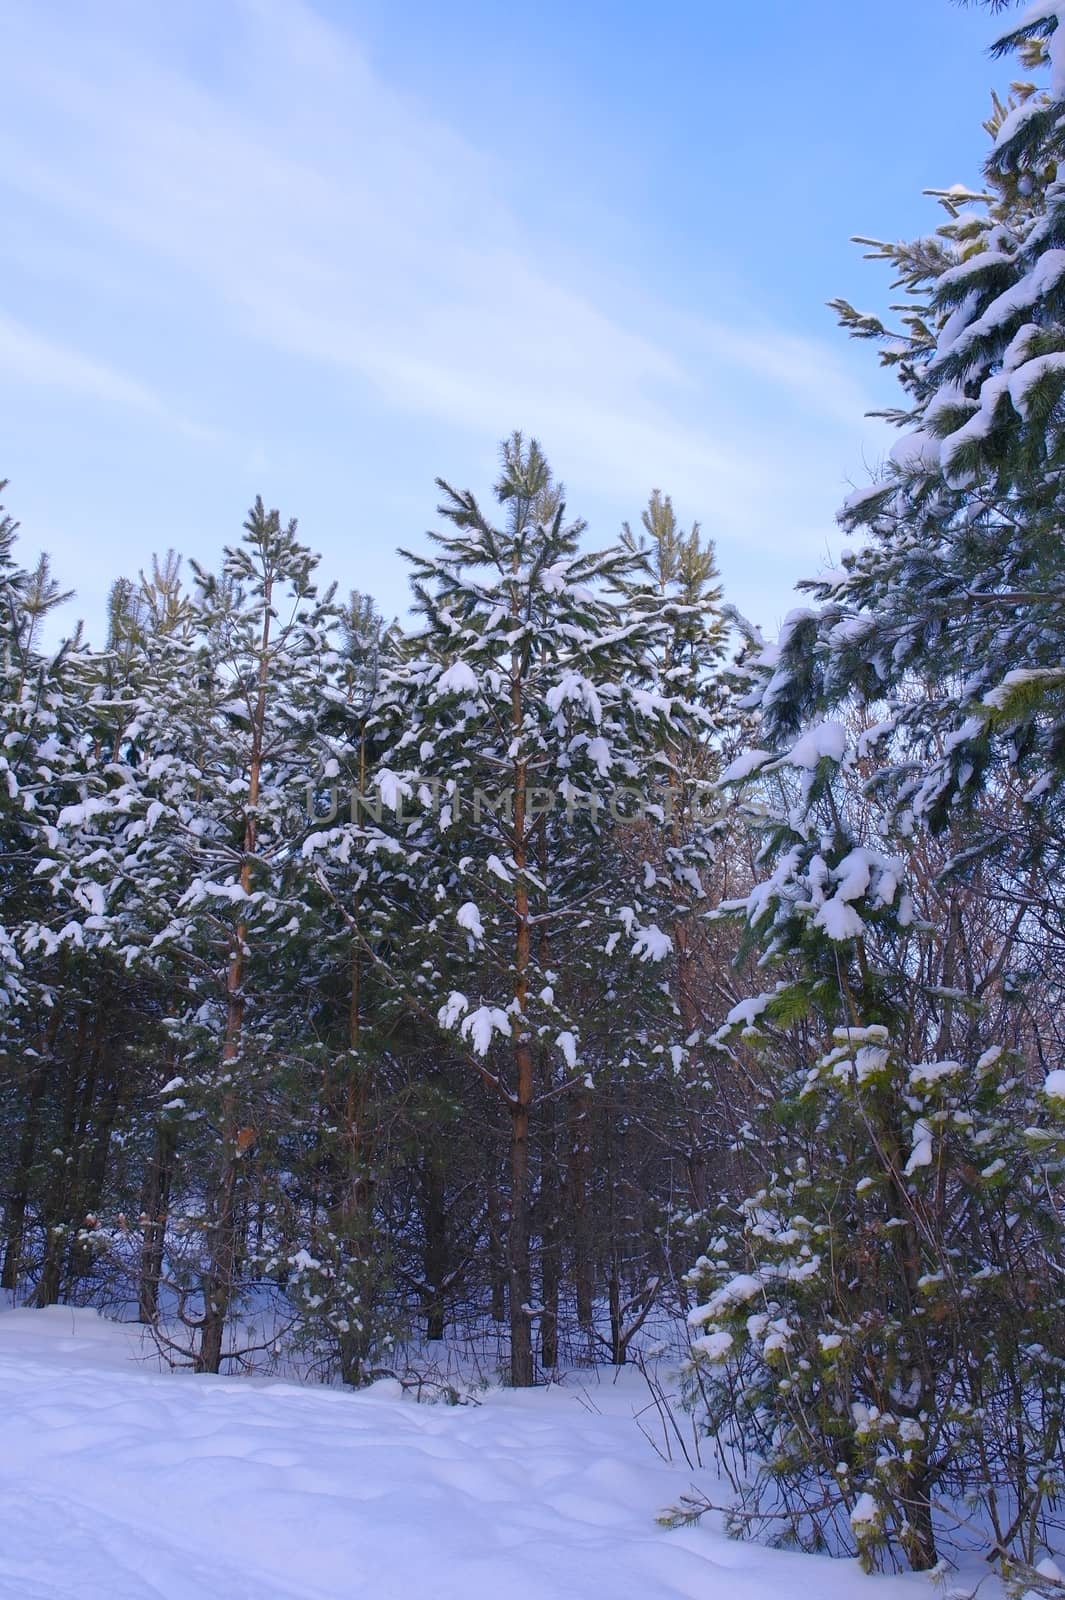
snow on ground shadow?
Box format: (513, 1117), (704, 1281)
(0, 1306), (985, 1600)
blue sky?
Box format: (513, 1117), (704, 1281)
(0, 0), (1007, 640)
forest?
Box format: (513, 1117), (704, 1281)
(5, 1), (1065, 1590)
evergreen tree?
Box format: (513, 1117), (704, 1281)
(680, 19), (1065, 1575)
(311, 435), (694, 1383)
(620, 488), (725, 710)
(48, 501), (352, 1369)
(617, 491), (732, 1218)
(764, 17), (1065, 847)
(685, 1018), (1065, 1573)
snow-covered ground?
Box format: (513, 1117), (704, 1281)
(0, 1307), (971, 1600)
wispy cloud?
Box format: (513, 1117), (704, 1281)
(0, 314), (215, 441)
(0, 0), (883, 610)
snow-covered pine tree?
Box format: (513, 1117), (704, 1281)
(0, 487), (111, 1298)
(762, 14), (1065, 847)
(312, 435), (694, 1384)
(679, 691), (1065, 1570)
(620, 489), (726, 710)
(0, 485), (77, 1014)
(161, 504), (351, 1371)
(616, 491), (730, 1218)
(48, 501), (350, 1369)
(20, 543), (232, 1312)
(684, 1017), (1065, 1574)
(276, 579), (404, 1384)
(679, 17), (1065, 1573)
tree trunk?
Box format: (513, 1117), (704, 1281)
(65, 1064), (122, 1293)
(570, 1088), (594, 1333)
(196, 570), (273, 1373)
(538, 1085), (559, 1371)
(606, 1113), (625, 1365)
(900, 1467), (938, 1571)
(196, 927), (250, 1374)
(35, 1028), (88, 1309)
(3, 991), (67, 1294)
(508, 1087), (534, 1386)
(138, 1121), (175, 1324)
(608, 1262), (624, 1365)
(487, 1183), (507, 1323)
(196, 1140), (240, 1374)
(540, 1231), (559, 1370)
(421, 1158), (448, 1341)
(506, 629), (535, 1387)
(1, 1056), (49, 1293)
(328, 947), (376, 1381)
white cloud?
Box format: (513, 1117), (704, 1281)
(0, 314), (214, 441)
(0, 0), (883, 582)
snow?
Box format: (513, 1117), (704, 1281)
(689, 1330), (733, 1362)
(1002, 321), (1041, 374)
(374, 768), (413, 813)
(1047, 34), (1065, 103)
(545, 672), (603, 724)
(585, 735), (613, 775)
(631, 925), (673, 962)
(850, 1493), (881, 1529)
(852, 1045), (889, 1083)
(538, 562), (570, 594)
(813, 897), (865, 942)
(983, 667), (1065, 711)
(630, 688), (673, 720)
(460, 1004), (511, 1054)
(939, 372), (1010, 481)
(908, 1060), (963, 1088)
(904, 1120), (935, 1176)
(718, 748), (772, 784)
(438, 990), (469, 1029)
(786, 722), (847, 770)
(826, 617), (875, 649)
(888, 430), (941, 475)
(0, 1306), (929, 1600)
(1019, 1), (1059, 25)
(935, 251), (1013, 292)
(993, 97), (1045, 150)
(485, 853), (512, 883)
(840, 480), (888, 516)
(436, 660), (479, 696)
(1044, 1069), (1065, 1102)
(1017, 2), (1065, 98)
(55, 795), (118, 830)
(948, 251), (1065, 365)
(933, 290), (979, 365)
(831, 848), (873, 904)
(688, 1274), (764, 1325)
(456, 901), (485, 940)
(719, 994), (770, 1036)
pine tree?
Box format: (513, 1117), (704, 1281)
(617, 491), (730, 1216)
(0, 485), (93, 1295)
(679, 697), (1065, 1570)
(762, 18), (1065, 847)
(311, 435), (694, 1383)
(685, 1018), (1065, 1573)
(620, 488), (725, 710)
(48, 501), (350, 1369)
(679, 18), (1065, 1573)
